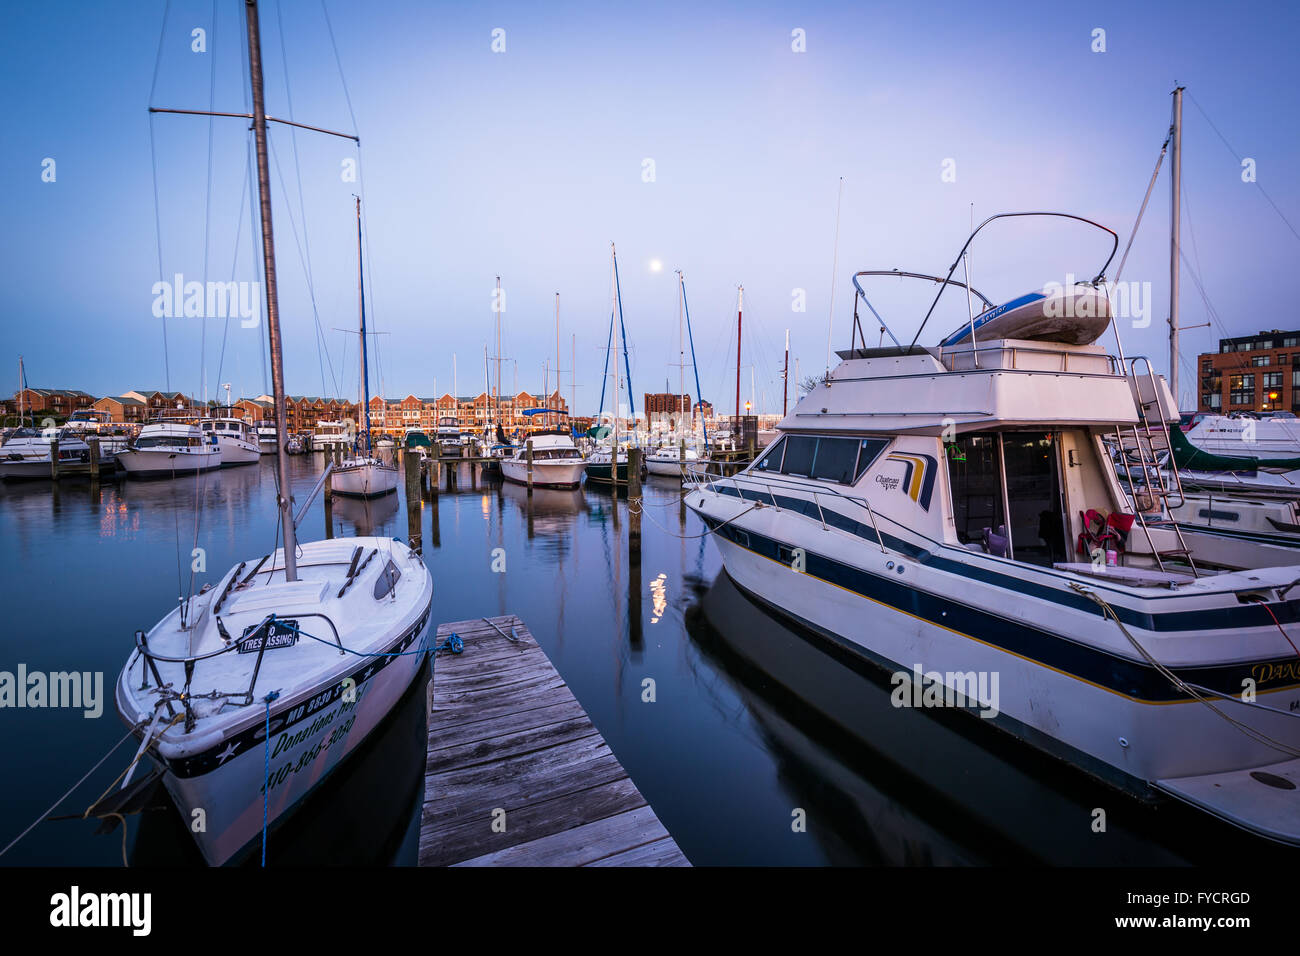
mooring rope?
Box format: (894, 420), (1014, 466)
(1070, 582), (1300, 758)
(0, 718), (151, 860)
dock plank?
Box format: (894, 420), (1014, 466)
(419, 615), (688, 867)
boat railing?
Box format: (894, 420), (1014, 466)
(936, 341), (1124, 376)
(133, 610), (345, 729)
(684, 462), (890, 554)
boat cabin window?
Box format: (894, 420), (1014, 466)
(947, 430), (1068, 566)
(751, 435), (891, 485)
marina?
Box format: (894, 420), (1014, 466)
(6, 4), (1300, 938)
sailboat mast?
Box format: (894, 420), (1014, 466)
(678, 274), (685, 440)
(783, 329), (789, 416)
(555, 292), (561, 429)
(356, 196), (371, 451)
(17, 356), (24, 426)
(1169, 85), (1184, 408)
(245, 0), (297, 581)
(611, 244), (620, 472)
(495, 275), (502, 432)
(735, 285), (743, 421)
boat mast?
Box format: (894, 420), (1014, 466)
(245, 0), (297, 581)
(555, 292), (561, 430)
(782, 329), (789, 416)
(356, 196), (372, 453)
(17, 356), (24, 426)
(611, 243), (620, 473)
(735, 285), (743, 423)
(495, 275), (502, 433)
(1169, 85), (1184, 409)
(681, 274), (691, 442)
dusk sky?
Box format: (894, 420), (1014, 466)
(4, 0), (1298, 415)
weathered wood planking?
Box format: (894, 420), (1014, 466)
(419, 615), (689, 867)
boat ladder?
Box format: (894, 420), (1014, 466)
(1116, 357), (1200, 577)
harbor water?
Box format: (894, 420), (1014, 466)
(0, 456), (1282, 865)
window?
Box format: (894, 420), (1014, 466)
(754, 439), (784, 473)
(1252, 356), (1272, 366)
(1203, 393), (1222, 409)
(1230, 374), (1254, 390)
(1286, 337), (1300, 347)
(749, 435), (890, 485)
(1264, 372), (1283, 388)
(855, 439), (890, 480)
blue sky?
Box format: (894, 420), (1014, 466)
(3, 0), (1298, 414)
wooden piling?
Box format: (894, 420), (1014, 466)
(404, 446), (421, 502)
(628, 447), (642, 555)
(430, 442), (441, 496)
(526, 439), (534, 496)
(87, 437), (100, 482)
(49, 438), (59, 481)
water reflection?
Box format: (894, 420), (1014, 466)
(685, 573), (1283, 865)
(332, 490), (399, 537)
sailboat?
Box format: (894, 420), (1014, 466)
(114, 1), (433, 866)
(586, 243), (645, 485)
(647, 272), (706, 479)
(332, 197), (399, 499)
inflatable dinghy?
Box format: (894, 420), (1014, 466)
(940, 286), (1111, 348)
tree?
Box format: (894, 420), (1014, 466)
(798, 373), (829, 396)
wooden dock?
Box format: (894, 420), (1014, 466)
(418, 615), (689, 867)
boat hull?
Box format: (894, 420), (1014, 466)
(124, 601), (431, 866)
(116, 447), (222, 479)
(500, 458), (584, 488)
(332, 462), (399, 498)
(218, 438), (260, 466)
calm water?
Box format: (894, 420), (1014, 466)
(0, 457), (1283, 865)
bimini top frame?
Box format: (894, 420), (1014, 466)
(850, 270), (995, 352)
(848, 213), (1119, 356)
(905, 211), (1119, 352)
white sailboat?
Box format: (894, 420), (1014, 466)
(114, 1), (431, 866)
(333, 196), (398, 499)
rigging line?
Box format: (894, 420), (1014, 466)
(147, 0), (172, 107)
(215, 131), (253, 391)
(1112, 137), (1168, 288)
(265, 135), (338, 402)
(148, 113), (172, 394)
(825, 176), (844, 372)
(1185, 89), (1300, 246)
(276, 0), (339, 401)
(185, 0), (220, 612)
(319, 0), (360, 137)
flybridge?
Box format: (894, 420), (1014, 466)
(790, 338), (1146, 435)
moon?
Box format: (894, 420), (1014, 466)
(649, 259), (663, 272)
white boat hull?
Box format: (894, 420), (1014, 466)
(116, 446), (222, 479)
(709, 529), (1299, 793)
(500, 457), (585, 488)
(217, 436), (260, 466)
(333, 461), (399, 497)
(149, 621), (428, 865)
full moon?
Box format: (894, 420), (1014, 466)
(649, 259), (663, 272)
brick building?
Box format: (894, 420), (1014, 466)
(1198, 329), (1300, 414)
(13, 387), (97, 419)
(92, 395), (147, 424)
